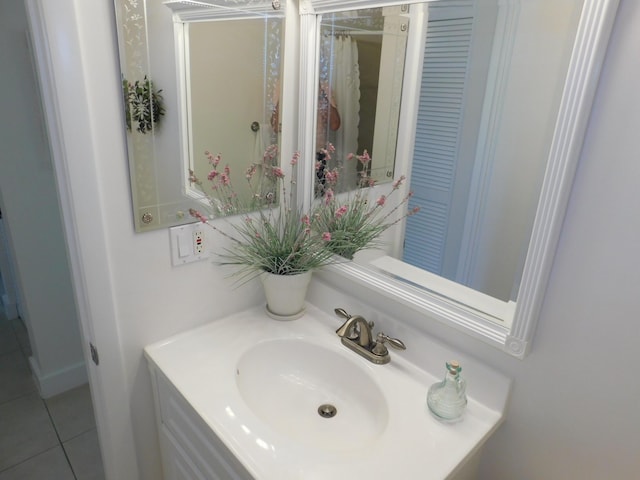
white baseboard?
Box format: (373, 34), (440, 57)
(29, 356), (88, 398)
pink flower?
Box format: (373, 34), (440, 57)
(347, 153), (355, 160)
(207, 170), (218, 181)
(335, 205), (348, 218)
(324, 189), (334, 204)
(301, 214), (310, 226)
(320, 148), (332, 161)
(358, 150), (371, 165)
(264, 144), (278, 161)
(220, 173), (230, 186)
(272, 167), (285, 178)
(245, 165), (257, 179)
(189, 209), (208, 223)
(392, 175), (406, 189)
(206, 152), (221, 167)
(325, 169), (339, 185)
(290, 152), (300, 166)
(322, 232), (332, 241)
(224, 164), (231, 176)
(376, 195), (386, 206)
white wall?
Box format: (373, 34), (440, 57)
(32, 0), (639, 479)
(190, 20), (268, 203)
(29, 2), (265, 477)
(476, 0), (640, 475)
(0, 215), (21, 319)
(0, 0), (85, 398)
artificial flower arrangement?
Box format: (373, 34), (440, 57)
(312, 145), (420, 259)
(188, 146), (336, 282)
(188, 145), (420, 279)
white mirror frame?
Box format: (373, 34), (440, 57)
(296, 0), (619, 358)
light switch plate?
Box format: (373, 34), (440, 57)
(170, 223), (210, 266)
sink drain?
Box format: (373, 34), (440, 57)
(317, 404), (337, 418)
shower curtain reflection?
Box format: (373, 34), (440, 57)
(318, 34), (361, 193)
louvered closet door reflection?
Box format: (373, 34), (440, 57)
(403, 4), (474, 274)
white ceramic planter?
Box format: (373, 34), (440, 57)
(260, 270), (312, 319)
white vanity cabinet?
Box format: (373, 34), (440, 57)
(148, 360), (485, 480)
(145, 306), (510, 480)
(149, 366), (253, 480)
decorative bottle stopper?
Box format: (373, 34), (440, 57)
(427, 360), (467, 421)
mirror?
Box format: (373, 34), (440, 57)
(113, 0), (285, 231)
(314, 6), (409, 193)
(313, 0), (580, 300)
(298, 0), (618, 357)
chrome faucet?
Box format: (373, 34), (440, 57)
(334, 308), (406, 365)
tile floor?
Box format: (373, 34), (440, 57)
(0, 313), (105, 479)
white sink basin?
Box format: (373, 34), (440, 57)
(235, 338), (388, 451)
(145, 305), (509, 479)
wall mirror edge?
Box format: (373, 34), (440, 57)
(299, 0), (620, 358)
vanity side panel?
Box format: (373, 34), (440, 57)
(147, 364), (172, 479)
(160, 425), (209, 480)
(152, 366), (254, 480)
(446, 447), (482, 480)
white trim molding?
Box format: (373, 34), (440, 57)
(25, 0), (140, 476)
(29, 357), (88, 399)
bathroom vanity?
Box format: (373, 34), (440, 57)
(145, 305), (510, 479)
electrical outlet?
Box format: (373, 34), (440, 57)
(170, 223), (210, 266)
(193, 228), (205, 254)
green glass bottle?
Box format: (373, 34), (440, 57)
(427, 360), (467, 421)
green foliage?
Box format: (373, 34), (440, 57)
(189, 148), (279, 218)
(312, 148), (419, 260)
(217, 204), (335, 278)
(189, 148), (335, 279)
(189, 146), (419, 278)
(312, 194), (388, 260)
(122, 75), (165, 134)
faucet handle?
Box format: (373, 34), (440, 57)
(334, 309), (355, 339)
(335, 314), (364, 341)
(334, 308), (373, 341)
(372, 332), (407, 356)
